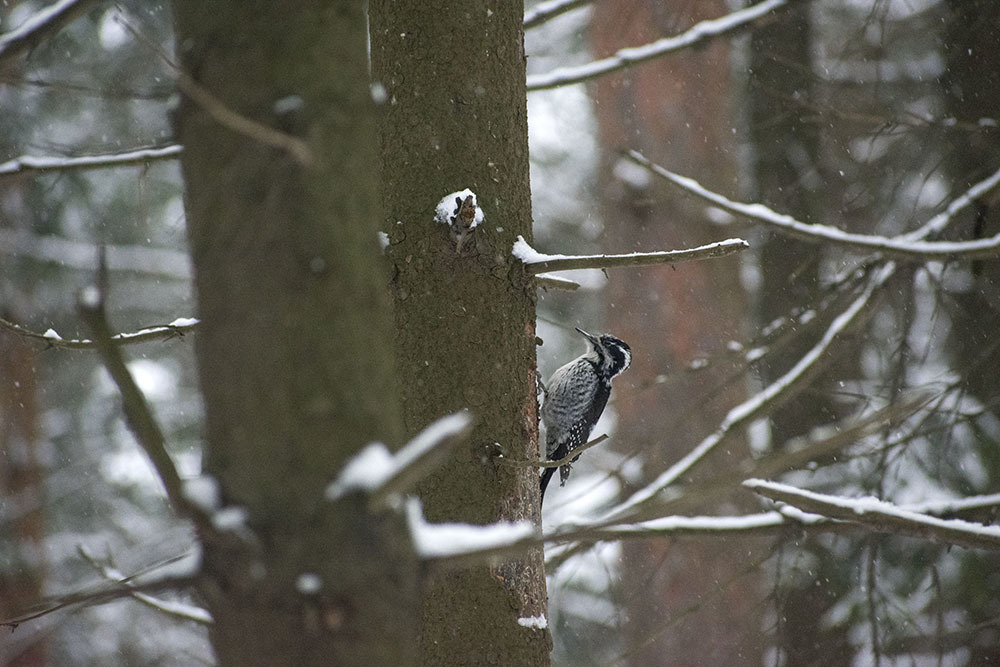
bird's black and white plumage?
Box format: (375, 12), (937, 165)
(540, 328), (631, 504)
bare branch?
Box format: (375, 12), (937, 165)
(498, 434), (608, 469)
(514, 235), (749, 274)
(0, 0), (99, 64)
(526, 0), (791, 91)
(0, 315), (199, 350)
(0, 145), (182, 177)
(744, 479), (1000, 551)
(627, 150), (1000, 262)
(523, 0), (591, 30)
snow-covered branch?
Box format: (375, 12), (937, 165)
(523, 0), (591, 30)
(77, 546), (213, 625)
(0, 0), (98, 63)
(526, 0), (790, 91)
(407, 499), (537, 568)
(627, 150), (1000, 262)
(513, 235), (748, 274)
(534, 272), (581, 291)
(0, 315), (199, 350)
(326, 412), (474, 509)
(744, 479), (1000, 551)
(1, 569), (200, 629)
(601, 263), (895, 522)
(0, 145), (182, 177)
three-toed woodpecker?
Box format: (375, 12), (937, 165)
(540, 328), (631, 504)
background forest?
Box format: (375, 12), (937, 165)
(1, 0), (999, 665)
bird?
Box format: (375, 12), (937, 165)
(540, 327), (631, 504)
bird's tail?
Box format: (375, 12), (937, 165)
(539, 466), (557, 506)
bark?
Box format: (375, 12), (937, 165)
(171, 2), (415, 665)
(370, 2), (550, 664)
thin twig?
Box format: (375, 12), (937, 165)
(498, 434), (608, 469)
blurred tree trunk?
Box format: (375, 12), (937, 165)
(171, 2), (416, 665)
(746, 6), (854, 665)
(940, 2), (1000, 662)
(370, 2), (550, 664)
(590, 2), (763, 664)
(0, 323), (47, 667)
(748, 6), (853, 665)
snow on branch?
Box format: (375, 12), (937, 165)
(0, 0), (98, 63)
(526, 0), (790, 91)
(406, 498), (536, 566)
(77, 545), (213, 625)
(0, 145), (182, 177)
(513, 235), (748, 274)
(523, 0), (591, 30)
(326, 412), (474, 509)
(0, 315), (199, 350)
(744, 479), (1000, 551)
(601, 263), (895, 523)
(627, 150), (1000, 262)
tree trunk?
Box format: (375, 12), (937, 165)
(590, 2), (763, 664)
(171, 2), (415, 665)
(370, 2), (551, 664)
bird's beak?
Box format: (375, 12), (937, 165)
(575, 327), (600, 345)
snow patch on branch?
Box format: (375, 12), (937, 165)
(325, 442), (395, 499)
(326, 412), (474, 502)
(512, 235), (570, 264)
(406, 498), (534, 559)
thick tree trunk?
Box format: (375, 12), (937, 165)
(171, 2), (415, 665)
(370, 2), (550, 664)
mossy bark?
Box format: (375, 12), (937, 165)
(171, 2), (415, 665)
(370, 2), (551, 664)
